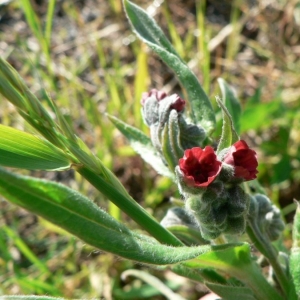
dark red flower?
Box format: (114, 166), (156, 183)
(179, 147), (222, 187)
(223, 140), (258, 181)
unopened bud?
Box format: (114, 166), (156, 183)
(253, 194), (285, 241)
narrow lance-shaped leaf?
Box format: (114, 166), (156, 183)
(123, 0), (216, 134)
(0, 125), (70, 170)
(216, 96), (239, 154)
(218, 78), (242, 134)
(290, 201), (300, 297)
(0, 167), (213, 264)
(107, 114), (174, 179)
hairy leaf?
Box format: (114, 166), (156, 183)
(0, 125), (70, 170)
(124, 0), (216, 134)
(0, 168), (212, 265)
(107, 114), (174, 179)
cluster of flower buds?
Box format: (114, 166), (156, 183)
(141, 90), (259, 240)
(175, 140), (258, 239)
(249, 194), (285, 241)
(141, 89), (206, 171)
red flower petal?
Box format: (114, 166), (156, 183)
(179, 146), (222, 187)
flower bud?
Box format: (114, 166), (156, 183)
(184, 183), (249, 240)
(178, 116), (206, 149)
(226, 185), (249, 218)
(225, 215), (247, 235)
(141, 89), (167, 105)
(253, 194), (285, 241)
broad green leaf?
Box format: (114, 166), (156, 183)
(290, 202), (300, 297)
(185, 243), (283, 300)
(216, 97), (239, 153)
(124, 0), (216, 134)
(218, 78), (242, 134)
(0, 125), (70, 170)
(107, 114), (174, 179)
(205, 282), (255, 300)
(0, 167), (212, 264)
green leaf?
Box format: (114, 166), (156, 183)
(185, 243), (283, 300)
(0, 167), (212, 265)
(123, 0), (216, 134)
(216, 96), (239, 153)
(205, 282), (255, 300)
(290, 202), (300, 297)
(218, 78), (242, 134)
(0, 125), (70, 170)
(107, 114), (174, 179)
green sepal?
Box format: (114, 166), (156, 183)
(0, 125), (70, 170)
(107, 114), (174, 179)
(218, 78), (242, 134)
(0, 167), (213, 265)
(161, 110), (184, 172)
(168, 110), (184, 163)
(123, 0), (216, 134)
(216, 96), (239, 154)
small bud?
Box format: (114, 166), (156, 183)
(253, 194), (285, 241)
(178, 116), (206, 149)
(225, 215), (247, 235)
(169, 94), (185, 112)
(226, 185), (249, 218)
(142, 96), (160, 126)
(141, 89), (167, 105)
(184, 183), (249, 240)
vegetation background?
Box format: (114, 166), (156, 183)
(0, 0), (299, 298)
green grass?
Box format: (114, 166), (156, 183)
(0, 0), (299, 298)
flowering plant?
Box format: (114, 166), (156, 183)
(0, 1), (299, 300)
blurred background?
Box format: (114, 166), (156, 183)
(0, 0), (299, 298)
